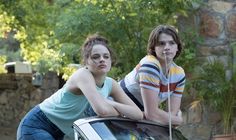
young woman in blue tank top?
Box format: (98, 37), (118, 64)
(17, 33), (143, 140)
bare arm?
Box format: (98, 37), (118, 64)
(141, 88), (183, 125)
(107, 79), (143, 120)
(169, 96), (182, 116)
(74, 68), (119, 117)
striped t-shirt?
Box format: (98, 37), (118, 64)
(122, 55), (185, 106)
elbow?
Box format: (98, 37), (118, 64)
(136, 110), (144, 120)
(96, 111), (109, 117)
(129, 111), (143, 120)
(176, 116), (183, 125)
(95, 109), (110, 117)
(144, 110), (164, 124)
(144, 112), (156, 121)
(94, 107), (117, 117)
(137, 112), (144, 120)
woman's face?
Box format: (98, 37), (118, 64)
(86, 44), (112, 75)
(154, 33), (178, 62)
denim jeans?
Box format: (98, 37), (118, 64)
(83, 104), (97, 117)
(17, 105), (64, 140)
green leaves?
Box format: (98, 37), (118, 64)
(192, 60), (236, 134)
(0, 55), (7, 73)
(0, 0), (199, 79)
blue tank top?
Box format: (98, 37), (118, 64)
(39, 77), (113, 139)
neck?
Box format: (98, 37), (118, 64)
(87, 66), (107, 87)
(94, 74), (106, 87)
(160, 59), (171, 77)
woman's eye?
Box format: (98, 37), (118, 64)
(91, 54), (110, 60)
(103, 55), (110, 59)
(169, 41), (176, 45)
(158, 41), (166, 46)
(91, 55), (100, 59)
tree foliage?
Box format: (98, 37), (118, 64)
(0, 0), (200, 79)
(192, 60), (236, 134)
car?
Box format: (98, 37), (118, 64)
(73, 117), (188, 140)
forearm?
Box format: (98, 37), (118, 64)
(106, 99), (143, 120)
(140, 88), (183, 125)
(145, 108), (182, 125)
(92, 101), (120, 117)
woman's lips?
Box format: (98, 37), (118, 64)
(98, 64), (107, 68)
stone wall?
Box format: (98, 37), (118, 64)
(178, 0), (236, 139)
(179, 0), (236, 66)
(197, 0), (236, 66)
(0, 72), (59, 139)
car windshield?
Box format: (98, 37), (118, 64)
(90, 120), (186, 140)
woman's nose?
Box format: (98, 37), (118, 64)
(99, 56), (105, 62)
(164, 44), (170, 50)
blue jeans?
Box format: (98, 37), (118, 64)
(83, 104), (97, 117)
(17, 105), (64, 140)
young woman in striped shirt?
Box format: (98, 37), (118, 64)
(120, 25), (185, 125)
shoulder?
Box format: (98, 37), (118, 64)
(106, 77), (121, 89)
(105, 77), (116, 86)
(171, 62), (185, 74)
(140, 55), (161, 68)
(69, 67), (94, 83)
(171, 63), (186, 83)
(138, 55), (161, 73)
(104, 77), (118, 95)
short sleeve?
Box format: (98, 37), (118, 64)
(137, 62), (161, 92)
(173, 67), (186, 97)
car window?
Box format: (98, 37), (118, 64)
(90, 120), (186, 140)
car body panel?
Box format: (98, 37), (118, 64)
(73, 117), (187, 140)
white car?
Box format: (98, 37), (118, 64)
(73, 117), (188, 140)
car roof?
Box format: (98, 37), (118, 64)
(73, 116), (187, 140)
(74, 116), (174, 129)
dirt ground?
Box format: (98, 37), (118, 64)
(0, 126), (16, 140)
(0, 126), (71, 140)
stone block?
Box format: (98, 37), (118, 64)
(226, 11), (236, 38)
(187, 100), (202, 123)
(199, 10), (223, 38)
(0, 81), (18, 89)
(209, 1), (235, 13)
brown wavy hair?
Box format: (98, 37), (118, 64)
(81, 33), (116, 65)
(147, 25), (182, 59)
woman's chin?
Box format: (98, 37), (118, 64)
(97, 69), (110, 75)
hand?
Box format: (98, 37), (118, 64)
(176, 110), (182, 117)
(176, 110), (183, 125)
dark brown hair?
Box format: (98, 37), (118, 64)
(81, 33), (116, 65)
(147, 25), (182, 59)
